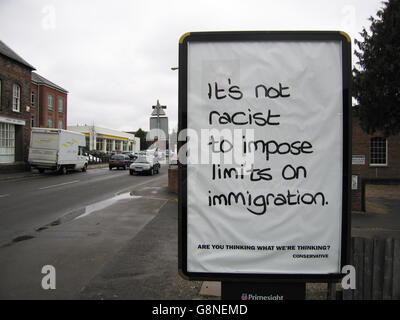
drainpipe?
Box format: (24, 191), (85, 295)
(37, 84), (40, 127)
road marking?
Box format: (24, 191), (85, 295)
(0, 194), (10, 198)
(39, 180), (80, 190)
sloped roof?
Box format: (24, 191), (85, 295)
(32, 72), (68, 93)
(0, 40), (35, 70)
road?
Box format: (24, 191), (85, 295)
(0, 165), (182, 299)
(0, 166), (167, 246)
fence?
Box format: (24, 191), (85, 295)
(328, 237), (400, 300)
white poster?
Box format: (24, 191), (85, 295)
(185, 39), (344, 275)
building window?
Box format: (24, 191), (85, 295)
(58, 119), (63, 129)
(31, 115), (35, 127)
(0, 122), (15, 163)
(106, 139), (112, 152)
(85, 136), (90, 148)
(12, 84), (21, 112)
(0, 79), (2, 109)
(31, 91), (35, 106)
(370, 137), (387, 166)
(48, 118), (53, 128)
(47, 94), (54, 110)
(96, 139), (103, 151)
(58, 97), (64, 113)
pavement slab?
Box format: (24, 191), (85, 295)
(79, 200), (202, 300)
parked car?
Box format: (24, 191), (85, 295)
(109, 154), (134, 170)
(129, 155), (160, 175)
(121, 151), (138, 161)
(85, 153), (101, 163)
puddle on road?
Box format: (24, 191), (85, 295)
(1, 235), (35, 248)
(0, 192), (143, 249)
(12, 235), (35, 242)
(33, 191), (142, 232)
(74, 192), (142, 220)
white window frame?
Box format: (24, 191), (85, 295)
(58, 119), (63, 129)
(12, 84), (21, 112)
(47, 94), (54, 111)
(0, 122), (15, 163)
(47, 118), (53, 128)
(58, 97), (64, 113)
(370, 137), (388, 166)
(31, 91), (35, 106)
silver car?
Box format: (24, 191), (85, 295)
(129, 156), (160, 175)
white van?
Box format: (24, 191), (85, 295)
(28, 128), (88, 174)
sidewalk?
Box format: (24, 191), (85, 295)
(79, 196), (203, 300)
(78, 193), (400, 300)
(0, 163), (108, 182)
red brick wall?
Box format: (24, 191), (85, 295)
(30, 82), (38, 127)
(39, 86), (67, 129)
(352, 115), (400, 211)
(0, 54), (33, 163)
(168, 166), (178, 194)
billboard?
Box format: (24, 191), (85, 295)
(178, 31), (351, 281)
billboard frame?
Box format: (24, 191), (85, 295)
(178, 31), (352, 282)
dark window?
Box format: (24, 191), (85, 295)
(370, 137), (387, 165)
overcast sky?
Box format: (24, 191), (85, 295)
(0, 0), (382, 133)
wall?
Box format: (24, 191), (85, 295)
(30, 82), (39, 127)
(39, 86), (67, 129)
(168, 166), (178, 194)
(352, 115), (400, 211)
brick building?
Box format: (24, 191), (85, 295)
(0, 40), (68, 169)
(0, 40), (35, 167)
(352, 111), (400, 211)
(31, 72), (68, 130)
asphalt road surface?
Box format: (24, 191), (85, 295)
(0, 166), (167, 246)
(0, 165), (180, 299)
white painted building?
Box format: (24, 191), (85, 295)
(67, 125), (140, 154)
